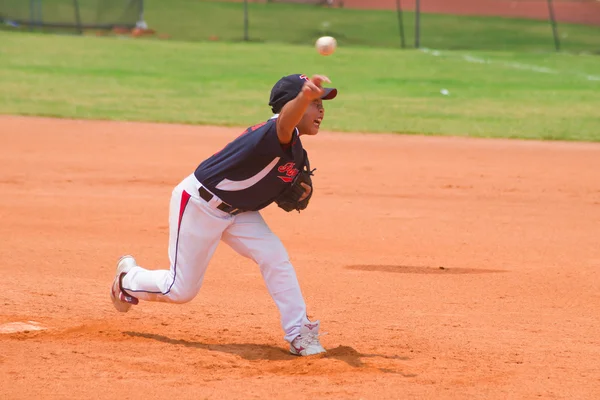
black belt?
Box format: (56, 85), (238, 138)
(198, 186), (244, 216)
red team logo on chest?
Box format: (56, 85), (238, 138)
(277, 162), (299, 183)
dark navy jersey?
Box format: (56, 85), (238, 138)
(194, 117), (306, 211)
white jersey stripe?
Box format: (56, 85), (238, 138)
(215, 157), (281, 191)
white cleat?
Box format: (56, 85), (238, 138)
(290, 319), (326, 356)
(110, 255), (139, 313)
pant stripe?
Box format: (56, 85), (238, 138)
(124, 189), (191, 295)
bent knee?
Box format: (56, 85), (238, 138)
(165, 286), (198, 304)
(259, 257), (296, 283)
(256, 247), (290, 269)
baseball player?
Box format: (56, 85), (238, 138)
(110, 74), (337, 356)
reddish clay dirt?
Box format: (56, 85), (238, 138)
(1, 116), (600, 399)
(342, 0), (600, 25)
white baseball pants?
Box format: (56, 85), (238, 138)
(121, 174), (308, 343)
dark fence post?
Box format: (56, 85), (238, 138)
(29, 0), (35, 31)
(243, 0), (249, 41)
(138, 0), (145, 28)
(73, 0), (83, 34)
(415, 0), (421, 48)
(546, 0), (560, 51)
(36, 0), (43, 29)
(395, 0), (406, 48)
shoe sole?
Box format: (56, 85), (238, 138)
(289, 345), (326, 356)
(110, 255), (138, 313)
(289, 349), (327, 357)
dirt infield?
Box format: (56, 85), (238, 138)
(343, 0), (600, 25)
(1, 116), (600, 399)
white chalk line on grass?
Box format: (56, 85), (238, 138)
(420, 48), (600, 81)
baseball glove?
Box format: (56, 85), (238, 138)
(275, 150), (316, 213)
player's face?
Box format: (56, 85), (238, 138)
(298, 99), (324, 136)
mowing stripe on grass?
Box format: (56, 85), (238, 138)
(420, 48), (600, 81)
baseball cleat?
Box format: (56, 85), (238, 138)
(110, 255), (139, 312)
(290, 319), (326, 356)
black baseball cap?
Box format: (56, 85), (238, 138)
(268, 74), (338, 114)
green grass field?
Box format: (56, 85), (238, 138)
(1, 30), (598, 141)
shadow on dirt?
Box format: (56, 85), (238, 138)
(346, 265), (506, 274)
(124, 331), (411, 374)
(124, 331), (293, 360)
(325, 345), (409, 367)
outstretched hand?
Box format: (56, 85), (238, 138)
(301, 75), (331, 101)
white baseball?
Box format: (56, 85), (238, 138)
(316, 36), (337, 56)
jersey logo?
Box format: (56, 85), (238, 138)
(277, 162), (299, 183)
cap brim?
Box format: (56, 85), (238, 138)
(321, 88), (338, 100)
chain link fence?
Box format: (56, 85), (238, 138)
(154, 0), (598, 52)
(2, 0), (598, 52)
(0, 0), (145, 32)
